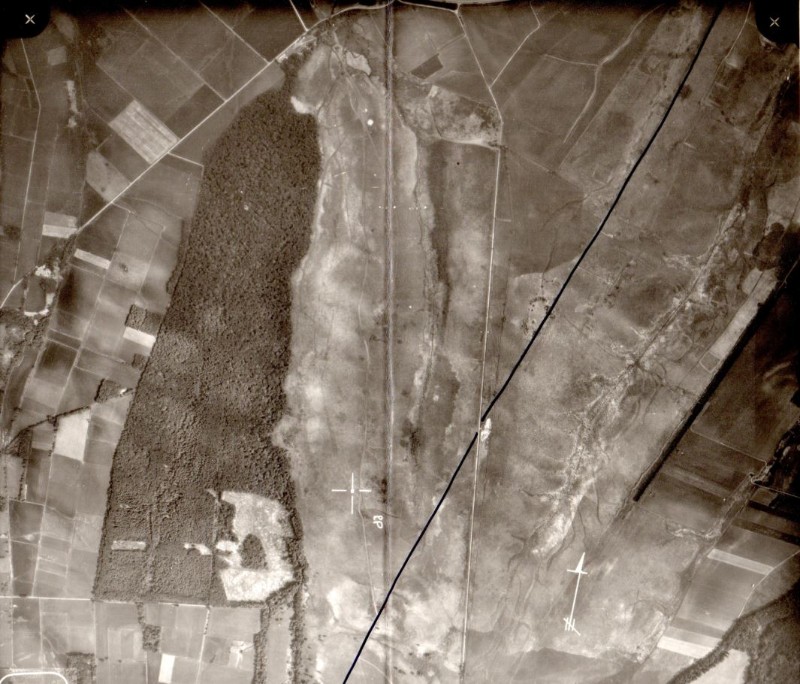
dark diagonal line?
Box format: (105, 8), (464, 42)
(344, 432), (479, 681)
(344, 5), (721, 681)
(481, 5), (722, 421)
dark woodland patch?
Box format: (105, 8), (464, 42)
(141, 624), (161, 653)
(125, 304), (162, 335)
(95, 378), (125, 402)
(240, 533), (268, 570)
(65, 652), (96, 684)
(95, 73), (319, 604)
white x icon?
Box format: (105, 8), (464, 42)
(25, 14), (36, 25)
(770, 16), (780, 27)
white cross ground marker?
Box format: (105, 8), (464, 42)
(332, 472), (372, 514)
(563, 552), (588, 636)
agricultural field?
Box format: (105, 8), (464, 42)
(0, 2), (798, 684)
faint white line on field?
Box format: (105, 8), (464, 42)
(0, 596), (89, 600)
(737, 548), (800, 618)
(331, 2), (391, 19)
(0, 596), (206, 606)
(489, 5), (542, 88)
(92, 600), (104, 683)
(713, 3), (752, 87)
(382, 6), (396, 682)
(124, 10), (225, 100)
(168, 152), (205, 169)
(562, 5), (658, 143)
(289, 0), (308, 32)
(200, 1), (270, 63)
(457, 9), (504, 122)
(7, 1), (381, 321)
(0, 279), (23, 309)
(13, 42), (41, 287)
(193, 607), (211, 684)
(79, 4), (335, 236)
(455, 12), (505, 681)
(358, 493), (380, 616)
(0, 673), (68, 683)
(76, 53), (274, 233)
(359, 654), (392, 683)
(547, 54), (598, 68)
(458, 149), (502, 683)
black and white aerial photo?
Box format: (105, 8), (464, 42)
(0, 0), (798, 682)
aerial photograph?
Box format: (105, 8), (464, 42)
(0, 0), (798, 682)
